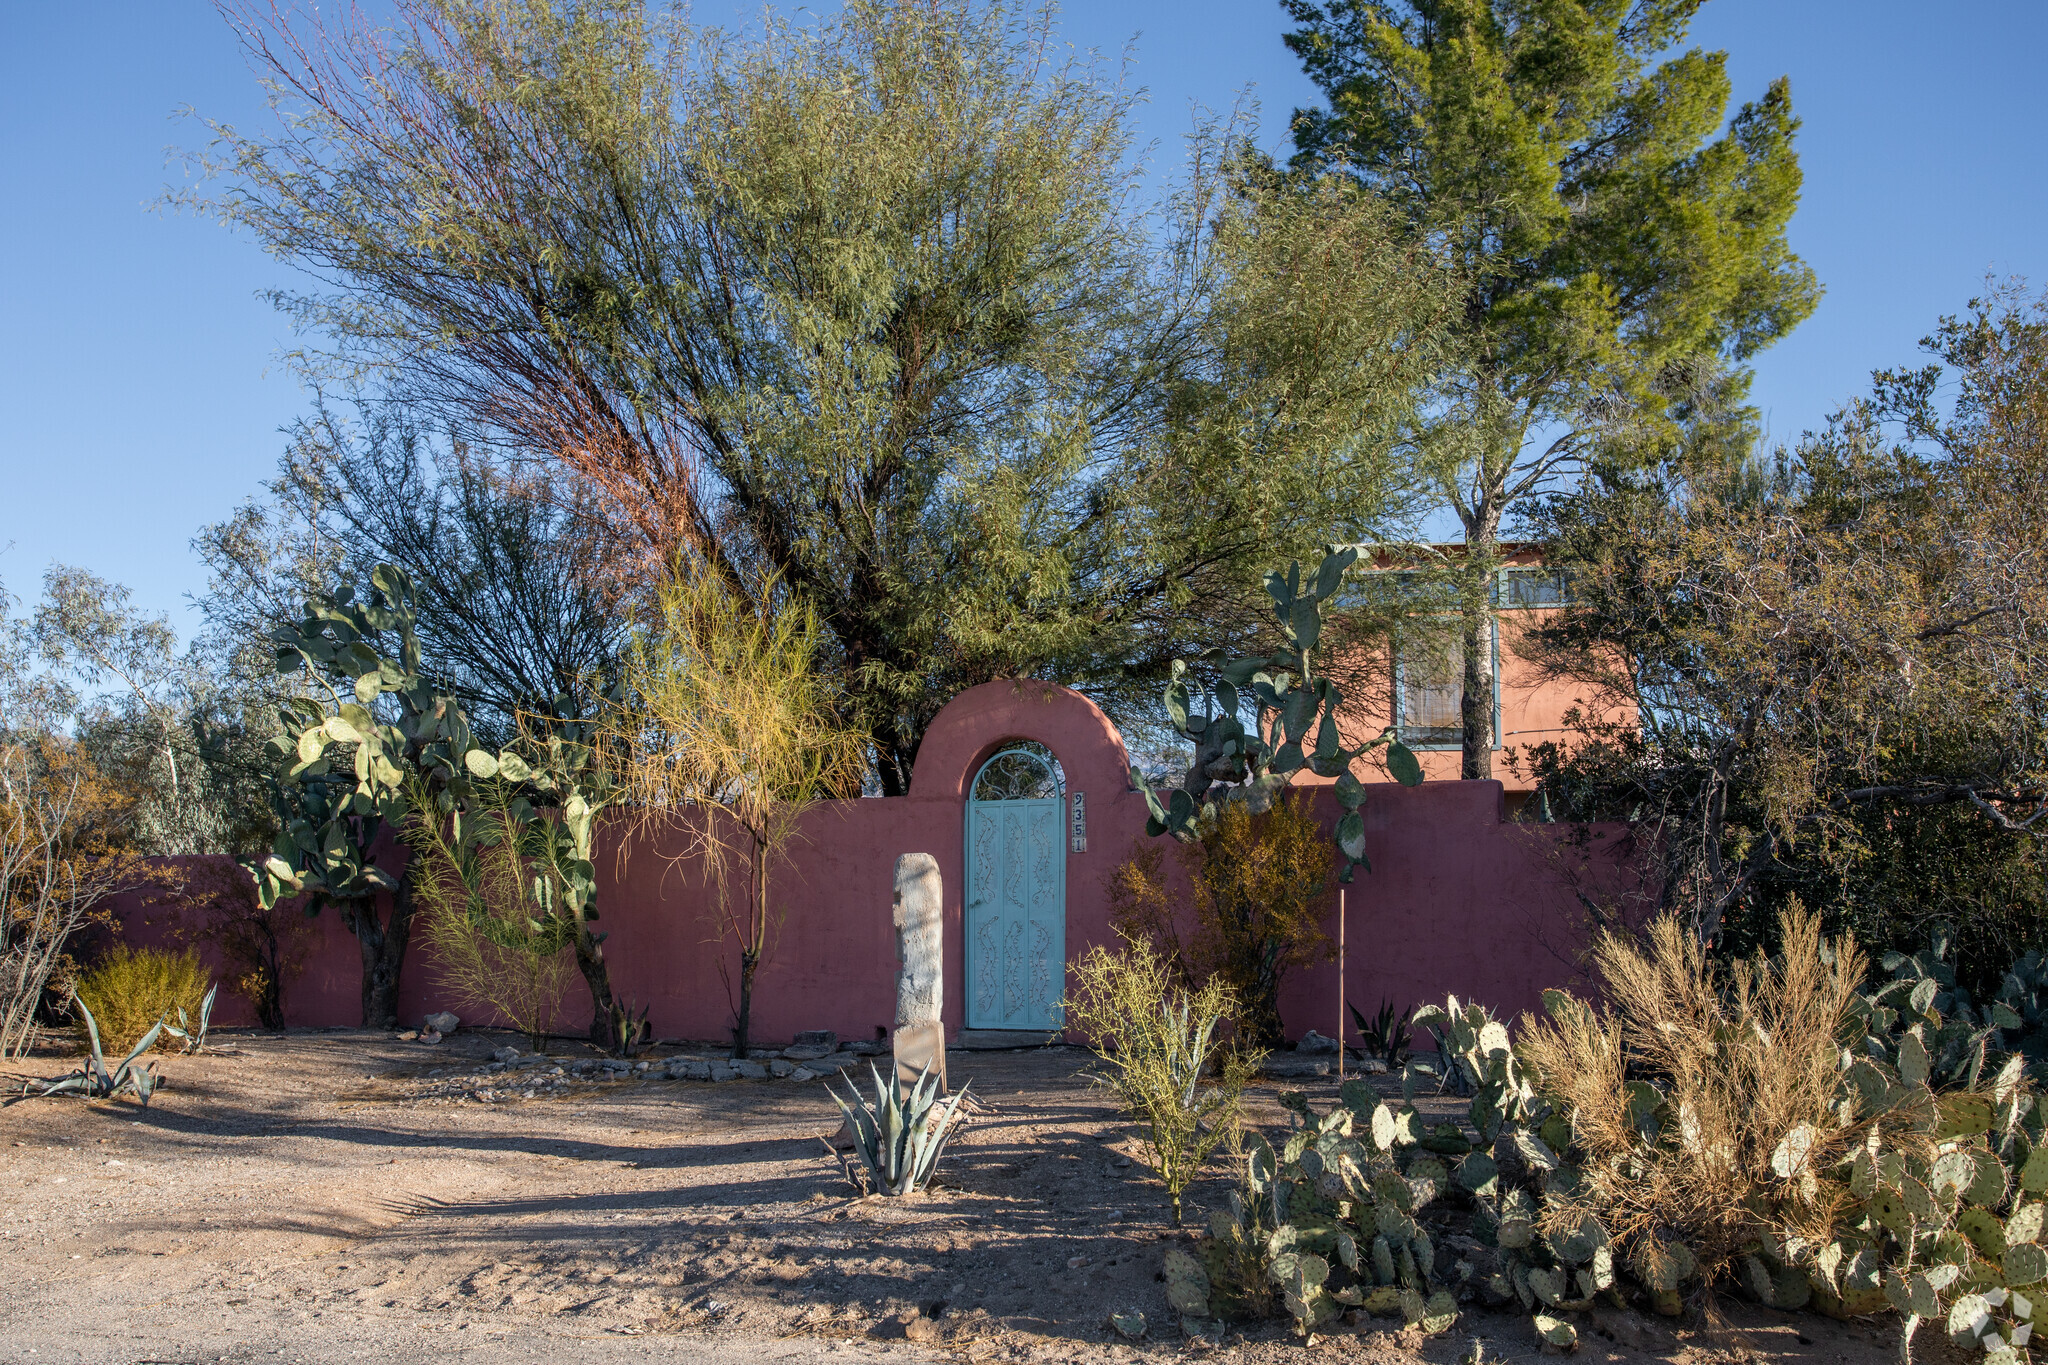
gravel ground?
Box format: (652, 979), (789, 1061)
(0, 1028), (1949, 1365)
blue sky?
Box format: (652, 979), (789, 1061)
(3, 1), (2044, 643)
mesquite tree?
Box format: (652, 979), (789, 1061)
(196, 0), (1457, 792)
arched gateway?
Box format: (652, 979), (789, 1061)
(963, 745), (1066, 1030)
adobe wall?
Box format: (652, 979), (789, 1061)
(108, 680), (1631, 1045)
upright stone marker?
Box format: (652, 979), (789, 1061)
(892, 852), (947, 1093)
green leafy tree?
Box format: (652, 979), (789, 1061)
(1283, 0), (1821, 777)
(197, 0), (1455, 791)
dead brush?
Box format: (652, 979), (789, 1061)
(1520, 909), (1931, 1296)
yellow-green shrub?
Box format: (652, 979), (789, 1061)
(1065, 933), (1263, 1225)
(72, 945), (211, 1054)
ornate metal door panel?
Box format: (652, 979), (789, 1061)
(965, 749), (1066, 1030)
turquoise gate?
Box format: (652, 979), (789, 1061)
(963, 746), (1066, 1030)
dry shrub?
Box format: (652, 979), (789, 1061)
(405, 786), (580, 1054)
(1065, 933), (1263, 1225)
(1520, 909), (1911, 1287)
(1107, 793), (1333, 1049)
(2, 734), (150, 1056)
(72, 944), (212, 1054)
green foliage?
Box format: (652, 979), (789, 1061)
(252, 564), (442, 911)
(406, 750), (593, 1054)
(1349, 999), (1413, 1068)
(1064, 935), (1263, 1226)
(197, 0), (1457, 794)
(196, 396), (626, 747)
(1114, 794), (1345, 1051)
(21, 992), (163, 1107)
(1167, 914), (2048, 1358)
(1134, 547), (1423, 885)
(1286, 0), (1817, 392)
(1197, 1082), (1465, 1336)
(608, 565), (869, 1059)
(163, 983), (218, 1055)
(825, 1063), (970, 1198)
(1868, 925), (2048, 1088)
(1283, 0), (1818, 775)
(73, 944), (213, 1055)
(1519, 291), (2048, 952)
(256, 561), (633, 1043)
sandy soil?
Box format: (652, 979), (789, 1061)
(0, 1029), (1953, 1365)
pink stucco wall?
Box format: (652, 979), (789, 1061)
(108, 680), (1631, 1045)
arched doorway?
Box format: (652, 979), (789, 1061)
(964, 744), (1066, 1030)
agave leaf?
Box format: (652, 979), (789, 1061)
(73, 992), (106, 1069)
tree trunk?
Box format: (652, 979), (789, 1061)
(732, 840), (770, 1059)
(253, 918), (286, 1031)
(342, 871), (414, 1030)
(1458, 514), (1502, 782)
(1241, 939), (1287, 1052)
(1460, 601), (1493, 780)
(572, 923), (626, 1050)
(733, 948), (759, 1060)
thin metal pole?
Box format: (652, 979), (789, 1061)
(1338, 888), (1346, 1082)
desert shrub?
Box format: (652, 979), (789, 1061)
(1106, 792), (1333, 1049)
(1065, 933), (1262, 1225)
(405, 777), (580, 1053)
(1189, 914), (2042, 1352)
(72, 944), (212, 1054)
(1521, 911), (1887, 1284)
(2, 735), (149, 1056)
(1517, 908), (1952, 1311)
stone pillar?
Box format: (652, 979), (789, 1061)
(891, 852), (946, 1094)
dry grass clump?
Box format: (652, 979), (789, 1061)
(72, 944), (212, 1054)
(1521, 910), (1914, 1287)
(1065, 933), (1263, 1226)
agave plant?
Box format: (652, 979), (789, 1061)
(164, 983), (219, 1055)
(21, 994), (164, 1106)
(1349, 998), (1413, 1067)
(826, 1062), (969, 1196)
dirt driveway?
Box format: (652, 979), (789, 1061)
(0, 1029), (1931, 1365)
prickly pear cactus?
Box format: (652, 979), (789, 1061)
(1131, 547), (1423, 882)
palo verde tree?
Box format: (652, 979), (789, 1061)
(607, 565), (868, 1060)
(197, 0), (1457, 792)
(1283, 0), (1821, 778)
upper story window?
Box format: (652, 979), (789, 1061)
(1395, 621), (1499, 750)
(1493, 567), (1570, 609)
